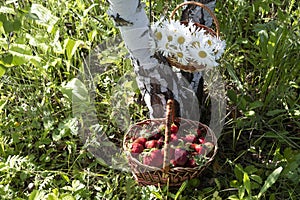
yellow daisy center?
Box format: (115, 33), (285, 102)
(167, 35), (173, 42)
(192, 41), (200, 47)
(207, 40), (212, 46)
(155, 31), (162, 40)
(177, 36), (185, 44)
(198, 51), (207, 58)
(177, 52), (184, 58)
(165, 42), (169, 49)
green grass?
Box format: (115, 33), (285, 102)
(0, 0), (299, 199)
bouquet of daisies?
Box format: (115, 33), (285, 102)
(150, 19), (226, 71)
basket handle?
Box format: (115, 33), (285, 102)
(170, 1), (220, 37)
(162, 99), (174, 176)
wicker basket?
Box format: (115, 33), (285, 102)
(123, 100), (218, 186)
(166, 1), (221, 72)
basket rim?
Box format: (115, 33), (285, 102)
(170, 1), (220, 37)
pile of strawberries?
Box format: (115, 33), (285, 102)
(126, 123), (214, 168)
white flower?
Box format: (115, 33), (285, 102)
(150, 18), (226, 67)
(213, 37), (226, 59)
(201, 34), (217, 51)
(173, 47), (191, 65)
(189, 46), (218, 68)
(193, 28), (206, 39)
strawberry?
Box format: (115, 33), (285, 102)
(189, 143), (203, 154)
(149, 131), (161, 140)
(157, 137), (164, 148)
(182, 134), (197, 143)
(133, 137), (147, 146)
(170, 159), (177, 167)
(170, 133), (179, 145)
(199, 137), (206, 144)
(187, 158), (197, 168)
(143, 149), (163, 168)
(174, 148), (188, 166)
(131, 143), (144, 154)
(145, 140), (159, 149)
(170, 123), (179, 134)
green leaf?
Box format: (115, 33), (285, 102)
(3, 18), (21, 33)
(0, 6), (16, 15)
(46, 194), (58, 200)
(227, 195), (239, 200)
(0, 53), (13, 67)
(64, 38), (84, 60)
(238, 185), (245, 199)
(28, 190), (46, 200)
(230, 180), (239, 188)
(266, 109), (286, 116)
(250, 175), (262, 184)
(249, 101), (264, 109)
(174, 180), (188, 200)
(234, 164), (244, 182)
(60, 173), (70, 183)
(29, 4), (59, 32)
(61, 78), (89, 102)
(244, 165), (258, 174)
(0, 65), (6, 77)
(227, 89), (237, 103)
(257, 166), (283, 198)
(8, 43), (42, 66)
(60, 194), (75, 200)
(243, 172), (251, 196)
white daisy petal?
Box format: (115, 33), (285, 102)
(189, 46), (218, 68)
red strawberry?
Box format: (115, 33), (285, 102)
(174, 148), (188, 166)
(157, 137), (164, 148)
(133, 137), (147, 146)
(182, 134), (197, 143)
(199, 137), (206, 144)
(143, 149), (163, 168)
(170, 133), (179, 145)
(145, 140), (159, 149)
(131, 143), (144, 154)
(187, 158), (197, 167)
(189, 143), (203, 154)
(149, 131), (161, 140)
(171, 123), (179, 133)
(170, 159), (177, 167)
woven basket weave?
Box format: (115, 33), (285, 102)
(123, 100), (218, 186)
(166, 1), (220, 72)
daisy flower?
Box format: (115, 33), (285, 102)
(202, 34), (217, 51)
(173, 47), (191, 65)
(193, 28), (206, 39)
(189, 46), (218, 68)
(173, 27), (191, 49)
